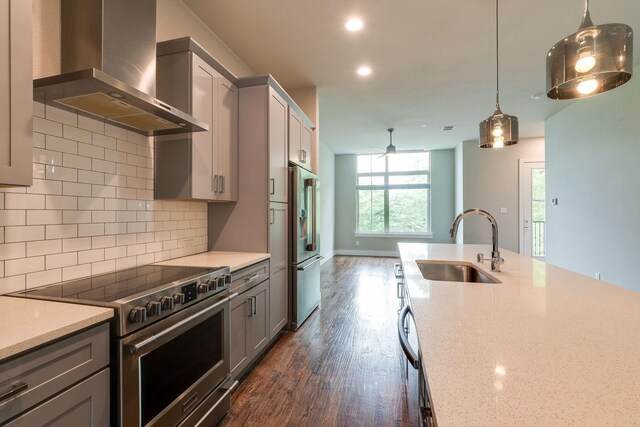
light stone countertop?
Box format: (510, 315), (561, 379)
(155, 251), (270, 272)
(0, 296), (113, 361)
(399, 243), (640, 427)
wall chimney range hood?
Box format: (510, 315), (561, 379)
(33, 0), (208, 136)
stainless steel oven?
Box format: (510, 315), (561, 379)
(120, 292), (234, 426)
(11, 264), (238, 426)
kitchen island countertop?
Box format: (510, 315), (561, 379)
(399, 243), (640, 426)
(155, 251), (270, 272)
(0, 296), (113, 361)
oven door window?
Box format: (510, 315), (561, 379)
(140, 311), (223, 425)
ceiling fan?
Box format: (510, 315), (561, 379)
(372, 128), (397, 158)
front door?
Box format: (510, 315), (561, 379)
(519, 160), (546, 259)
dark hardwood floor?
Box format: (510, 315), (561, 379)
(220, 256), (416, 427)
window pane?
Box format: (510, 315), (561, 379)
(357, 155), (385, 174)
(388, 189), (429, 233)
(358, 189), (384, 232)
(388, 152), (429, 172)
(389, 174), (429, 185)
(358, 175), (384, 186)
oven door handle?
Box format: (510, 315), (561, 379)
(125, 295), (231, 355)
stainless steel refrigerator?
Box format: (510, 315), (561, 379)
(288, 164), (322, 330)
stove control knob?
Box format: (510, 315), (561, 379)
(159, 296), (174, 311)
(128, 306), (147, 323)
(197, 283), (208, 294)
(207, 278), (217, 291)
(224, 274), (232, 285)
(173, 293), (185, 305)
(217, 276), (226, 288)
(146, 301), (162, 317)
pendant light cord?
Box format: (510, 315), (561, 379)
(495, 0), (500, 109)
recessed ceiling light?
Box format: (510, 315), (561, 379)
(421, 124), (428, 128)
(442, 125), (455, 131)
(357, 66), (372, 76)
(345, 18), (364, 32)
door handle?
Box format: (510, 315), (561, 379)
(219, 175), (225, 194)
(213, 175), (219, 193)
(252, 296), (257, 316)
(269, 208), (275, 225)
(269, 178), (275, 195)
(0, 382), (29, 403)
(305, 178), (317, 251)
(248, 297), (254, 317)
(398, 305), (420, 369)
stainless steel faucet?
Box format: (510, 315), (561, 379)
(450, 208), (504, 272)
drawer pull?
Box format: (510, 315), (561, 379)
(0, 382), (28, 403)
(245, 273), (260, 282)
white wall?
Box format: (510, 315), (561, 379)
(462, 137), (545, 252)
(454, 142), (464, 244)
(546, 77), (640, 291)
(334, 150), (455, 256)
(319, 143), (335, 262)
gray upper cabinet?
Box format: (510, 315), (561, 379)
(0, 0), (32, 187)
(268, 88), (288, 203)
(155, 44), (238, 201)
(288, 108), (313, 170)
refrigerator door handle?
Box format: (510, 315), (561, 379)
(305, 178), (317, 251)
(297, 255), (324, 271)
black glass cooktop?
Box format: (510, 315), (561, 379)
(13, 265), (217, 304)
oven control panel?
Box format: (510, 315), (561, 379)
(124, 268), (231, 331)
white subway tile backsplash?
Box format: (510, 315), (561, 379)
(27, 269), (61, 288)
(63, 182), (92, 197)
(27, 179), (62, 195)
(46, 252), (77, 269)
(78, 223), (104, 237)
(78, 115), (104, 134)
(5, 256), (44, 276)
(62, 264), (92, 281)
(33, 148), (62, 166)
(92, 134), (116, 149)
(92, 211), (115, 223)
(26, 240), (62, 257)
(0, 210), (26, 226)
(63, 210), (91, 224)
(46, 224), (78, 240)
(91, 259), (115, 275)
(1, 114), (207, 293)
(26, 210), (62, 225)
(5, 194), (45, 210)
(78, 170), (104, 185)
(63, 125), (92, 144)
(92, 235), (115, 249)
(105, 124), (127, 140)
(78, 248), (104, 264)
(63, 237), (92, 252)
(46, 195), (77, 210)
(45, 105), (77, 127)
(5, 226), (45, 242)
(46, 135), (78, 154)
(46, 165), (78, 182)
(92, 185), (116, 198)
(78, 142), (105, 159)
(33, 117), (63, 137)
(78, 197), (104, 211)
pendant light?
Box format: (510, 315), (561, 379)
(385, 128), (397, 155)
(547, 0), (633, 99)
(479, 0), (518, 148)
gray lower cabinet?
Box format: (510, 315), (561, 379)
(269, 267), (288, 340)
(0, 0), (33, 187)
(229, 274), (271, 380)
(0, 323), (110, 425)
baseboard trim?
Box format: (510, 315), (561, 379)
(319, 251), (335, 265)
(333, 249), (399, 258)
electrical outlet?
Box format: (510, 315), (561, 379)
(500, 207), (507, 214)
(595, 272), (601, 280)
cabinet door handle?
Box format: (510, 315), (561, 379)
(269, 208), (275, 225)
(248, 297), (254, 317)
(253, 296), (257, 315)
(0, 382), (28, 403)
(221, 175), (225, 193)
(269, 178), (275, 195)
(213, 175), (219, 193)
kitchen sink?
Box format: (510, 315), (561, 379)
(416, 260), (500, 284)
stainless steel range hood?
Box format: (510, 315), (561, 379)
(33, 0), (208, 136)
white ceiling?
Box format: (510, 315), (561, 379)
(184, 0), (640, 154)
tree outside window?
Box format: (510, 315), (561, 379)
(357, 152), (430, 235)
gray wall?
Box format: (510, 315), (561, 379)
(319, 143), (335, 260)
(462, 137), (545, 252)
(334, 149), (455, 255)
(454, 143), (464, 244)
(546, 77), (640, 291)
